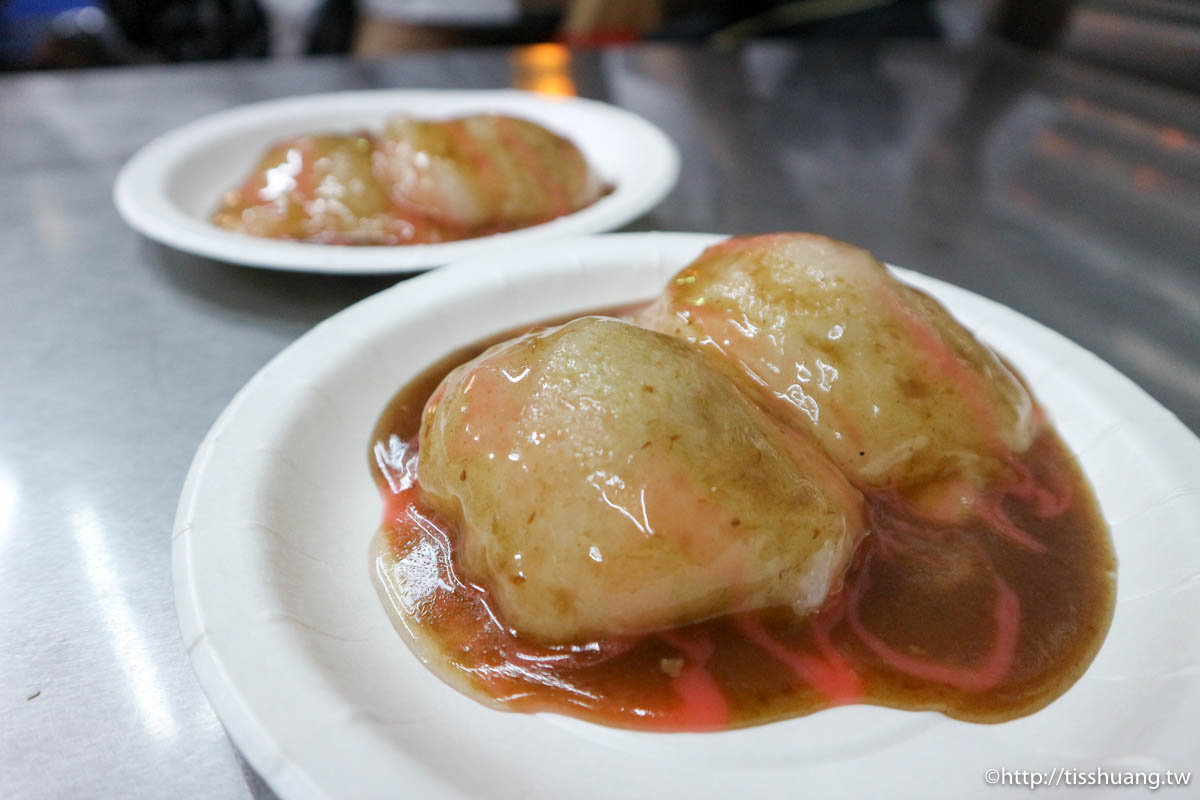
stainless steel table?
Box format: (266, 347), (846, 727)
(2, 42), (1197, 799)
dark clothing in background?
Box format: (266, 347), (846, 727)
(106, 0), (269, 60)
(655, 0), (941, 41)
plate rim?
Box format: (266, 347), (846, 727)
(114, 89), (681, 274)
(172, 231), (1200, 800)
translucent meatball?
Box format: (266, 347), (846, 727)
(418, 317), (866, 641)
(376, 114), (605, 231)
(641, 234), (1038, 512)
(212, 134), (406, 244)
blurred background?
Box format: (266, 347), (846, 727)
(2, 0), (1198, 93)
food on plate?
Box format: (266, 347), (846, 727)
(369, 233), (1115, 731)
(640, 234), (1037, 519)
(417, 317), (866, 641)
(212, 114), (607, 245)
(376, 114), (606, 233)
(212, 134), (400, 244)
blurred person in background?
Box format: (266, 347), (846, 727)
(0, 0), (268, 67)
(0, 0), (1047, 68)
(323, 0), (946, 55)
(3, 0), (1194, 95)
(106, 0), (269, 60)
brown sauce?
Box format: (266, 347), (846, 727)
(368, 313), (1116, 732)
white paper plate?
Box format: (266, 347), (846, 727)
(115, 90), (679, 273)
(174, 233), (1200, 799)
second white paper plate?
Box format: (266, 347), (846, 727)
(116, 90), (679, 273)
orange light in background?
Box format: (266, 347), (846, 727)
(511, 43), (577, 97)
(1064, 96), (1197, 156)
(523, 42), (569, 70)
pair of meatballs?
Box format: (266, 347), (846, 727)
(213, 114), (605, 244)
(418, 235), (1038, 641)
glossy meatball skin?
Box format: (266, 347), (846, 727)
(641, 234), (1038, 512)
(377, 114), (605, 231)
(418, 317), (866, 641)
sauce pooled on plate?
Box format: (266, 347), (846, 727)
(368, 235), (1115, 731)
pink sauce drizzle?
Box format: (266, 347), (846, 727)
(444, 120), (507, 215)
(658, 629), (730, 730)
(883, 290), (1061, 554)
(1003, 454), (1074, 518)
(734, 609), (862, 704)
(847, 561), (1022, 692)
(495, 117), (571, 217)
(885, 291), (1003, 450)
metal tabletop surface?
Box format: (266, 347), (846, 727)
(2, 41), (1198, 799)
